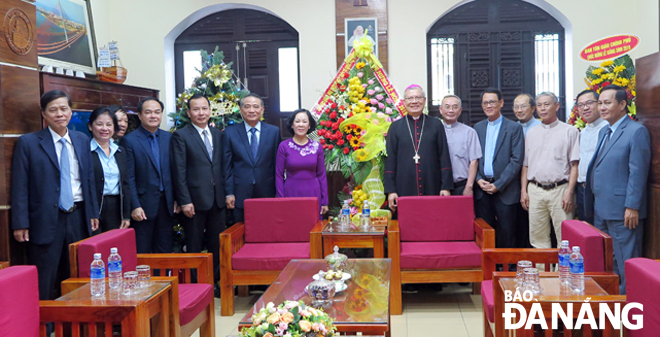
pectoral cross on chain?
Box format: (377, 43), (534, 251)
(413, 154), (420, 164)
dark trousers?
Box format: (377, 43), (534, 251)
(516, 204), (532, 248)
(97, 195), (121, 234)
(183, 205), (226, 283)
(133, 195), (173, 253)
(29, 205), (87, 300)
(451, 180), (467, 196)
(575, 183), (593, 224)
(232, 207), (245, 224)
(476, 193), (517, 248)
(594, 216), (644, 295)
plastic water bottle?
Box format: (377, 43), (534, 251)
(569, 246), (585, 293)
(108, 247), (122, 290)
(339, 200), (351, 227)
(90, 253), (106, 297)
(558, 240), (571, 285)
(361, 200), (371, 227)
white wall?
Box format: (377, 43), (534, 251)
(90, 0), (658, 124)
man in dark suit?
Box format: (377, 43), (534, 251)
(11, 90), (99, 300)
(474, 87), (524, 250)
(224, 93), (282, 223)
(121, 98), (175, 253)
(585, 85), (651, 294)
(171, 94), (225, 283)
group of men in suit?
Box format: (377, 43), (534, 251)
(11, 90), (281, 300)
(386, 85), (651, 294)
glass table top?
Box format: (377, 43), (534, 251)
(499, 276), (609, 302)
(240, 259), (391, 326)
(57, 281), (170, 305)
(322, 221), (386, 235)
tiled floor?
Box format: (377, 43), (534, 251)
(201, 283), (484, 337)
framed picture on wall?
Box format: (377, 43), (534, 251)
(34, 0), (97, 74)
(345, 18), (378, 58)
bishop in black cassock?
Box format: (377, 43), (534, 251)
(384, 85), (453, 211)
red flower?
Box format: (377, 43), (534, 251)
(320, 120), (326, 126)
(332, 123), (339, 130)
(338, 118), (344, 124)
(323, 144), (328, 149)
(331, 103), (337, 109)
(602, 81), (611, 87)
(339, 86), (346, 93)
(343, 73), (349, 79)
(335, 131), (342, 138)
(328, 144), (334, 150)
(346, 134), (353, 140)
(319, 139), (325, 144)
(330, 112), (337, 120)
(343, 148), (350, 154)
(318, 129), (325, 136)
(349, 112), (354, 117)
(337, 139), (345, 146)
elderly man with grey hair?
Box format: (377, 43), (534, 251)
(520, 92), (580, 249)
(439, 94), (482, 196)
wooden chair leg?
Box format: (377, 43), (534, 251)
(484, 311), (493, 337)
(238, 285), (249, 297)
(199, 303), (215, 337)
(220, 277), (234, 316)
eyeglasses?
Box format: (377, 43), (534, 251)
(513, 104), (530, 110)
(442, 104), (460, 111)
(405, 96), (425, 102)
(577, 100), (597, 108)
(482, 100), (499, 107)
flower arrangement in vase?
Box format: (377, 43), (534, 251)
(240, 301), (336, 337)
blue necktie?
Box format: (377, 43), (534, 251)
(250, 127), (258, 160)
(203, 130), (213, 161)
(59, 138), (74, 211)
(148, 134), (164, 191)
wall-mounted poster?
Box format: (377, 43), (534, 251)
(345, 18), (377, 58)
(34, 0), (97, 74)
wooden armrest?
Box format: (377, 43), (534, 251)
(482, 248), (559, 280)
(310, 221), (327, 259)
(0, 261), (9, 270)
(138, 253), (213, 285)
(220, 222), (246, 241)
(388, 219), (399, 233)
(310, 220), (327, 234)
(61, 277), (91, 295)
(584, 272), (621, 295)
(474, 218), (495, 249)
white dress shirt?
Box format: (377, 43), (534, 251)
(49, 127), (83, 202)
(577, 118), (607, 183)
(192, 123), (213, 144)
(244, 121), (261, 144)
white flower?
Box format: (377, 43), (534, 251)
(266, 302), (275, 309)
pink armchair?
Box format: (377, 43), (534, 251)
(220, 197), (322, 316)
(68, 228), (215, 337)
(0, 265), (40, 336)
(561, 219), (613, 272)
(388, 195), (495, 315)
(625, 258), (660, 336)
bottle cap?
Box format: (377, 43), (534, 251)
(561, 240), (569, 245)
(94, 253), (102, 259)
(110, 247), (118, 254)
(572, 246), (580, 252)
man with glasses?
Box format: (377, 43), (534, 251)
(385, 85), (453, 212)
(474, 88), (524, 251)
(513, 93), (540, 137)
(439, 95), (482, 196)
(585, 85), (650, 294)
(575, 90), (606, 224)
(521, 92), (579, 250)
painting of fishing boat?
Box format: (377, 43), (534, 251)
(35, 0), (97, 74)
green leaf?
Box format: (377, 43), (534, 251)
(267, 324), (276, 333)
(352, 160), (373, 185)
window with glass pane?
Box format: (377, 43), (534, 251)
(534, 34), (560, 96)
(278, 47), (300, 112)
(183, 50), (202, 89)
(430, 37), (455, 106)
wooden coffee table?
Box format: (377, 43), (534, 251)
(49, 277), (176, 336)
(311, 220), (387, 258)
(494, 272), (625, 337)
(239, 259), (392, 336)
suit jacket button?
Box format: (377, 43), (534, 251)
(56, 188), (59, 192)
(210, 179), (214, 184)
(54, 204), (58, 208)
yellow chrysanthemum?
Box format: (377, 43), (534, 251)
(356, 62), (366, 70)
(591, 78), (603, 85)
(592, 68), (605, 75)
(600, 60), (615, 67)
(613, 65), (626, 73)
(619, 78), (630, 86)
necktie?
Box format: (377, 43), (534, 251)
(148, 134), (164, 191)
(596, 128), (613, 162)
(202, 129), (213, 161)
(250, 127), (258, 160)
(59, 138), (74, 211)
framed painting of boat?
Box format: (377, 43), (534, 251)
(34, 0), (97, 74)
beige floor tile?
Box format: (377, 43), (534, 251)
(390, 314), (408, 337)
(408, 323), (469, 337)
(406, 309), (464, 325)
